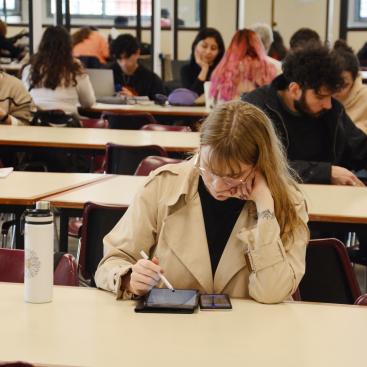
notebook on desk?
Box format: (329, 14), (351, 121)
(96, 95), (152, 105)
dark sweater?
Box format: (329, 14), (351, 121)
(180, 62), (216, 95)
(242, 74), (367, 184)
(111, 62), (165, 100)
(198, 177), (245, 274)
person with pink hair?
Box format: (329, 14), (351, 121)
(210, 29), (277, 102)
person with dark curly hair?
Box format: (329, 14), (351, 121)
(22, 26), (95, 120)
(242, 44), (367, 186)
(332, 40), (367, 134)
(289, 28), (322, 50)
(109, 34), (164, 99)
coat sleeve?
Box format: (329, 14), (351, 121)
(94, 174), (160, 299)
(237, 191), (309, 304)
(7, 74), (34, 125)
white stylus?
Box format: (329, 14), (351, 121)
(139, 250), (175, 292)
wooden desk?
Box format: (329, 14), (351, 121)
(0, 171), (109, 248)
(88, 102), (210, 117)
(0, 282), (366, 367)
(0, 171), (109, 206)
(0, 62), (22, 76)
(0, 125), (199, 152)
(46, 179), (367, 225)
(46, 175), (146, 209)
(301, 184), (367, 224)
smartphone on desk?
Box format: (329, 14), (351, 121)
(199, 294), (232, 310)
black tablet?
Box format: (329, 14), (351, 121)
(135, 288), (199, 314)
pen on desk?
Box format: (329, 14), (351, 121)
(139, 250), (175, 292)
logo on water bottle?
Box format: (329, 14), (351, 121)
(25, 249), (41, 278)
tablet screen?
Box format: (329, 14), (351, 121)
(146, 288), (199, 309)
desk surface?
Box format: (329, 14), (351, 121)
(0, 171), (108, 205)
(0, 125), (199, 152)
(89, 102), (210, 116)
(47, 178), (367, 224)
(301, 184), (367, 224)
(0, 282), (366, 367)
(46, 175), (146, 209)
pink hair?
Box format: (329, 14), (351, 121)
(210, 29), (277, 101)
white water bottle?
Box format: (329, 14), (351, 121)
(24, 201), (54, 303)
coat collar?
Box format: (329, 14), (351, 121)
(155, 158), (257, 293)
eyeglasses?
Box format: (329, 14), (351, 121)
(198, 165), (254, 187)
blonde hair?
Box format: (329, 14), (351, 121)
(200, 100), (307, 245)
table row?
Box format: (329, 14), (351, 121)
(0, 282), (366, 367)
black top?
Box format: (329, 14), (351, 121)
(276, 94), (330, 162)
(111, 62), (165, 100)
(180, 62), (216, 95)
(198, 177), (245, 274)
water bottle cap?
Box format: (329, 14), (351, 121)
(36, 201), (50, 210)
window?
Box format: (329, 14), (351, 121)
(348, 0), (367, 27)
(0, 0), (21, 22)
(47, 0), (203, 29)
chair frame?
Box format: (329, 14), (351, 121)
(300, 238), (361, 303)
(104, 142), (168, 174)
(78, 202), (128, 282)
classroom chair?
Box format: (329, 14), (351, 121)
(0, 248), (79, 286)
(140, 123), (192, 132)
(103, 111), (158, 130)
(299, 238), (362, 304)
(134, 156), (183, 176)
(78, 202), (127, 286)
(105, 143), (168, 175)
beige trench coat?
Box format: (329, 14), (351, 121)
(95, 159), (309, 304)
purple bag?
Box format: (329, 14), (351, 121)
(168, 88), (198, 106)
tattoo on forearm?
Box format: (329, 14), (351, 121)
(257, 210), (275, 220)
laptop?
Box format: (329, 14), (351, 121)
(86, 68), (116, 99)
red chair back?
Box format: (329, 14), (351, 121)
(103, 111), (158, 130)
(140, 123), (192, 132)
(105, 143), (168, 175)
(80, 118), (107, 129)
(299, 238), (361, 304)
(134, 156), (183, 176)
(0, 249), (78, 286)
(354, 293), (367, 306)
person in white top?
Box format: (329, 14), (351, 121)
(22, 26), (95, 122)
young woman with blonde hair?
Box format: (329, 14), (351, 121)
(95, 101), (309, 304)
(210, 29), (277, 102)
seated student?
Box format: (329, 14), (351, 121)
(268, 30), (288, 61)
(72, 27), (109, 65)
(209, 29), (277, 102)
(95, 101), (309, 304)
(332, 40), (367, 134)
(0, 71), (34, 125)
(180, 27), (225, 95)
(0, 19), (26, 60)
(109, 34), (165, 99)
(289, 28), (322, 50)
(22, 26), (95, 123)
(250, 23), (282, 75)
(242, 45), (367, 186)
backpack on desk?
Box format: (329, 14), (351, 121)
(168, 88), (198, 106)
